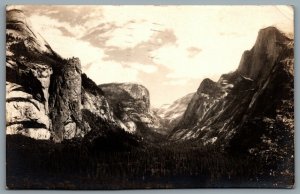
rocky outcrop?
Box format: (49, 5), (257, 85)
(6, 9), (55, 139)
(237, 27), (290, 82)
(48, 57), (83, 141)
(170, 26), (294, 153)
(175, 79), (227, 133)
(100, 83), (162, 134)
(6, 9), (87, 141)
(81, 74), (128, 134)
(153, 93), (194, 134)
(6, 9), (127, 141)
(7, 8), (293, 165)
(81, 74), (113, 121)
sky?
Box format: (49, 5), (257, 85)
(8, 5), (294, 107)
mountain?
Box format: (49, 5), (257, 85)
(170, 26), (294, 159)
(6, 9), (293, 153)
(99, 83), (162, 136)
(6, 9), (128, 142)
(153, 93), (194, 134)
(6, 8), (294, 188)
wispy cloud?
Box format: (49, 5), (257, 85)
(79, 22), (118, 48)
(21, 5), (104, 27)
(56, 26), (74, 37)
(187, 47), (202, 58)
(103, 29), (177, 66)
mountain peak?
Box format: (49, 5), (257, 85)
(6, 9), (26, 24)
(255, 26), (289, 48)
(197, 78), (222, 96)
(237, 26), (291, 81)
(170, 26), (294, 145)
(6, 9), (54, 58)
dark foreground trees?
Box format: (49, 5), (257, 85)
(6, 133), (293, 189)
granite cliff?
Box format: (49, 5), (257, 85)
(6, 9), (127, 142)
(99, 83), (162, 135)
(170, 27), (294, 165)
(6, 8), (294, 188)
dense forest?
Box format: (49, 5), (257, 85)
(6, 131), (293, 189)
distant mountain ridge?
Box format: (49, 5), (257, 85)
(153, 93), (194, 134)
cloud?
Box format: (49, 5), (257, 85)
(152, 37), (246, 81)
(21, 5), (106, 39)
(27, 14), (83, 38)
(27, 17), (106, 69)
(80, 23), (118, 47)
(103, 29), (177, 66)
(187, 47), (202, 58)
(85, 62), (139, 84)
(21, 5), (104, 27)
(56, 26), (74, 37)
(17, 5), (294, 107)
(22, 6), (179, 79)
(104, 20), (153, 48)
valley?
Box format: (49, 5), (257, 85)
(6, 8), (294, 189)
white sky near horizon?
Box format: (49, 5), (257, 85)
(8, 5), (294, 107)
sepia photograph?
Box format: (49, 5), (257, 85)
(6, 5), (294, 189)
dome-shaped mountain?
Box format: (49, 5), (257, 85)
(237, 26), (291, 82)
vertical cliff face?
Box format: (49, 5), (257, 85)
(81, 74), (114, 122)
(48, 57), (83, 141)
(237, 27), (290, 81)
(6, 9), (55, 139)
(6, 9), (88, 141)
(6, 9), (127, 142)
(170, 27), (294, 151)
(81, 74), (130, 136)
(6, 8), (293, 159)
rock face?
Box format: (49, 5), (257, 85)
(175, 79), (227, 135)
(81, 74), (114, 122)
(6, 9), (55, 139)
(81, 74), (128, 135)
(153, 93), (194, 134)
(100, 83), (162, 134)
(6, 9), (126, 141)
(48, 57), (83, 141)
(170, 26), (294, 156)
(237, 27), (290, 81)
(7, 8), (293, 164)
